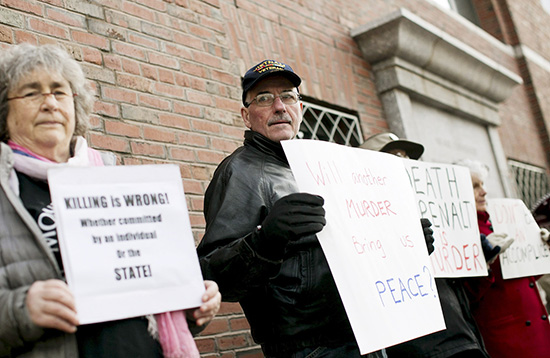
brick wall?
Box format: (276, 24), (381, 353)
(495, 56), (548, 168)
(525, 59), (550, 167)
(466, 0), (550, 168)
(0, 1), (256, 356)
(473, 0), (506, 43)
(503, 0), (550, 168)
(506, 0), (550, 57)
(1, 0), (547, 356)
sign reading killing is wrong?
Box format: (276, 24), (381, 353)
(48, 164), (204, 324)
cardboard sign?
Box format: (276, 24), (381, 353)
(48, 165), (204, 324)
(282, 140), (445, 355)
(487, 198), (550, 279)
(404, 160), (488, 278)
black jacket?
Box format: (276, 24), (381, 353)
(197, 131), (354, 356)
(385, 278), (488, 358)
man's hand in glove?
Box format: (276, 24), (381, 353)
(250, 193), (326, 259)
(421, 218), (435, 255)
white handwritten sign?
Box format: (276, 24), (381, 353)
(48, 165), (205, 324)
(487, 198), (550, 279)
(282, 140), (445, 355)
(404, 160), (488, 278)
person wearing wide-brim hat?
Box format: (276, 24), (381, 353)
(360, 132), (424, 159)
(361, 133), (490, 358)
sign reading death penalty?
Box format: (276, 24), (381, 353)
(48, 165), (205, 324)
(487, 198), (550, 279)
(404, 161), (488, 278)
(282, 140), (445, 355)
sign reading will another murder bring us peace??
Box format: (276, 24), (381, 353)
(282, 140), (445, 355)
(48, 165), (205, 324)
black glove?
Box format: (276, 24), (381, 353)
(421, 218), (435, 255)
(250, 193), (326, 259)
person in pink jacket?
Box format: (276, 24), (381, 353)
(459, 159), (550, 357)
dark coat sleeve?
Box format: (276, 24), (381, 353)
(197, 156), (282, 302)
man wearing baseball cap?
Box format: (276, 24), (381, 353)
(197, 60), (387, 358)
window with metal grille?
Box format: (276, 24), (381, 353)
(508, 160), (550, 210)
(298, 99), (363, 147)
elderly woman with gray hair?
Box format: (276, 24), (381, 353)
(0, 43), (220, 357)
(457, 159), (550, 358)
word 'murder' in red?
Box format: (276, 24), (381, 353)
(346, 197), (396, 219)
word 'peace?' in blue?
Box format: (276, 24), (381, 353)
(375, 266), (436, 307)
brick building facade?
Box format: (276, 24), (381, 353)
(1, 0), (550, 356)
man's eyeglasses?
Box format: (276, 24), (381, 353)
(244, 91), (301, 108)
(7, 91), (77, 104)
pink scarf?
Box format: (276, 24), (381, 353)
(155, 311), (200, 358)
(8, 138), (104, 180)
(9, 139), (200, 358)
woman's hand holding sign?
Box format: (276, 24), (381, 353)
(187, 280), (221, 328)
(26, 279), (80, 333)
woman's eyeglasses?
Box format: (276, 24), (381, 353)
(7, 91), (77, 104)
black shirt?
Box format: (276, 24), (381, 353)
(16, 171), (63, 270)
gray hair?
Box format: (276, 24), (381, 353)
(455, 159), (489, 182)
(0, 43), (95, 143)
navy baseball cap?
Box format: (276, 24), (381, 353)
(241, 60), (302, 105)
